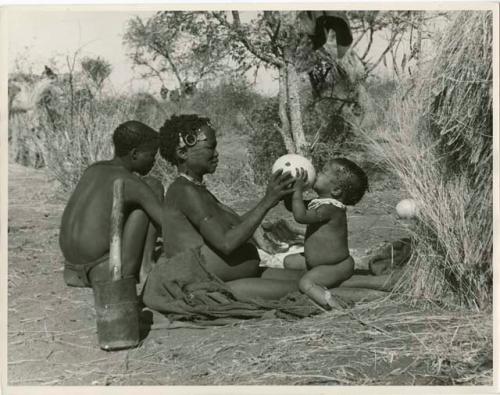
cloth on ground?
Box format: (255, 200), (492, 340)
(64, 254), (109, 288)
(368, 238), (412, 275)
(260, 219), (304, 253)
(258, 245), (304, 268)
(141, 248), (321, 323)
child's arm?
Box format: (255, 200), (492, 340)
(283, 194), (312, 212)
(292, 169), (335, 225)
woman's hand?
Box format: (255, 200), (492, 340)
(264, 169), (295, 208)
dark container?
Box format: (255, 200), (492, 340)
(92, 277), (140, 351)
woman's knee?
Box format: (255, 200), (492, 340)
(298, 274), (314, 294)
(341, 256), (355, 279)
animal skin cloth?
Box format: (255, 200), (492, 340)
(141, 248), (321, 323)
(141, 230), (412, 324)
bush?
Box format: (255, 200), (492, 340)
(362, 11), (493, 309)
(246, 97), (287, 185)
(11, 85), (170, 192)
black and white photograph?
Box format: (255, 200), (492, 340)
(3, 2), (497, 390)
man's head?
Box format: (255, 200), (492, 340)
(159, 114), (218, 175)
(113, 120), (159, 175)
(314, 158), (368, 205)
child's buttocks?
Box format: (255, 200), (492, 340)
(304, 200), (349, 267)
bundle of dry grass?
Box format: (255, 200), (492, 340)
(362, 11), (493, 309)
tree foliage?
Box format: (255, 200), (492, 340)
(123, 12), (243, 90)
(80, 56), (112, 92)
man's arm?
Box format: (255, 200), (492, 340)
(123, 177), (163, 227)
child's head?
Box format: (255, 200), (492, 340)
(112, 120), (159, 174)
(314, 158), (368, 205)
(159, 114), (215, 166)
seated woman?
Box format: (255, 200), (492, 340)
(151, 114), (301, 301)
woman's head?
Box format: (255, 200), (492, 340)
(314, 158), (368, 205)
(160, 114), (218, 176)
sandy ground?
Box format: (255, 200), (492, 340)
(7, 163), (492, 386)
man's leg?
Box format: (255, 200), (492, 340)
(88, 177), (163, 285)
(138, 177), (164, 281)
(122, 177), (163, 281)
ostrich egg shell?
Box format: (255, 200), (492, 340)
(396, 199), (418, 219)
(271, 154), (316, 187)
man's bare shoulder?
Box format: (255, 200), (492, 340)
(82, 162), (142, 183)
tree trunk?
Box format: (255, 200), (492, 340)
(286, 62), (308, 156)
(277, 67), (295, 153)
(275, 11), (309, 156)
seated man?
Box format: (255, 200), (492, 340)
(59, 120), (164, 287)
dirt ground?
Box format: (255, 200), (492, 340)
(7, 163), (492, 386)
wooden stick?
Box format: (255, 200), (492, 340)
(110, 178), (124, 281)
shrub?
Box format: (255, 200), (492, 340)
(19, 87), (170, 192)
(246, 97), (287, 185)
(362, 11), (493, 309)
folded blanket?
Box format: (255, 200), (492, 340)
(141, 248), (321, 323)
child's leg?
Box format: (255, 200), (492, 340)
(226, 278), (300, 301)
(299, 256), (354, 308)
(283, 253), (307, 270)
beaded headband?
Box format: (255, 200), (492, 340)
(178, 121), (213, 148)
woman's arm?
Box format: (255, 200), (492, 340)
(179, 170), (294, 256)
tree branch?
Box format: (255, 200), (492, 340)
(212, 11), (284, 68)
(132, 52), (167, 85)
(360, 26), (374, 60)
(365, 31), (399, 75)
(148, 41), (184, 87)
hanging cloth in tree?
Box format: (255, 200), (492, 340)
(297, 11), (353, 55)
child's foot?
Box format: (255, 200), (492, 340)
(323, 291), (345, 310)
(305, 285), (345, 311)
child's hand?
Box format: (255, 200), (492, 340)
(293, 167), (308, 191)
